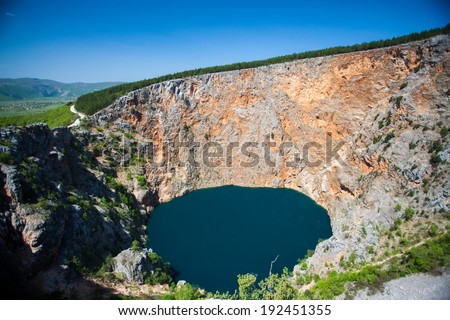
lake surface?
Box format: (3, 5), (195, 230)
(146, 185), (332, 293)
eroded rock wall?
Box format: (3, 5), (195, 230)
(93, 35), (449, 273)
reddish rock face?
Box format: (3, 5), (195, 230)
(1, 36), (448, 297)
(92, 35), (449, 274)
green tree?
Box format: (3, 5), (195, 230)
(131, 240), (140, 251)
(0, 153), (14, 165)
(428, 223), (438, 237)
(237, 273), (257, 300)
(300, 261), (308, 270)
(403, 207), (415, 221)
(258, 268), (298, 300)
(175, 283), (198, 300)
(136, 175), (147, 188)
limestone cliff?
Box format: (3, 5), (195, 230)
(0, 125), (146, 297)
(0, 35), (449, 297)
(92, 35), (449, 275)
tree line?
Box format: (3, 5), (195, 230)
(76, 24), (450, 115)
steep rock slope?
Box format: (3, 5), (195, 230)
(0, 125), (146, 297)
(0, 35), (448, 297)
(92, 35), (449, 274)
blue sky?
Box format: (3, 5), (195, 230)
(0, 0), (448, 83)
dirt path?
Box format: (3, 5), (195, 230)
(297, 238), (430, 293)
(372, 238), (428, 267)
(68, 105), (86, 128)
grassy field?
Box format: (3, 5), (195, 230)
(0, 104), (77, 128)
(0, 99), (72, 117)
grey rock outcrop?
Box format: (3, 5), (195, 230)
(113, 249), (154, 284)
(0, 124), (141, 296)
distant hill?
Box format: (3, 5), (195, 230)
(0, 78), (123, 101)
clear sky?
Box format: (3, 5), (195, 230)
(0, 0), (448, 83)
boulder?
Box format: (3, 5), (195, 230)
(113, 248), (153, 284)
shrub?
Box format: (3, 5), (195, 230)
(430, 154), (442, 167)
(37, 196), (51, 209)
(0, 139), (11, 147)
(136, 175), (147, 188)
(428, 224), (438, 237)
(440, 126), (448, 137)
(0, 153), (14, 165)
(306, 249), (315, 258)
(145, 269), (173, 285)
(144, 252), (174, 285)
(401, 232), (449, 273)
(148, 252), (161, 265)
(296, 276), (305, 285)
(400, 82), (408, 90)
(373, 135), (382, 144)
(97, 255), (115, 276)
(237, 273), (257, 300)
(174, 283), (199, 300)
(395, 96), (403, 108)
(304, 273), (313, 284)
(300, 261), (307, 270)
(131, 240), (140, 252)
(395, 203), (402, 212)
(384, 132), (395, 143)
(428, 140), (443, 153)
(403, 207), (415, 221)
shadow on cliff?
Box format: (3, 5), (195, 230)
(0, 125), (137, 299)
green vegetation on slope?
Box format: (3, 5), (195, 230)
(76, 24), (450, 115)
(115, 230), (449, 300)
(303, 230), (450, 299)
(203, 230), (450, 300)
(0, 104), (76, 128)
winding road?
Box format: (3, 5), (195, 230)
(68, 105), (86, 128)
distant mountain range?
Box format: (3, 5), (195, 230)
(0, 78), (123, 101)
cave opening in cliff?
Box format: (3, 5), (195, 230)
(146, 185), (332, 293)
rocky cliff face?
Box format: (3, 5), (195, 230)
(92, 35), (449, 275)
(1, 35), (449, 297)
(0, 125), (147, 297)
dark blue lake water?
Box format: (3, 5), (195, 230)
(146, 185), (332, 293)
